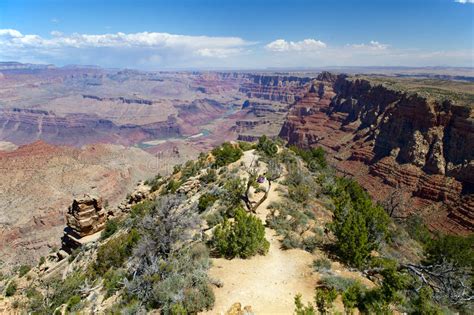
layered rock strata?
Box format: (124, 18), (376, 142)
(279, 72), (473, 234)
(239, 74), (312, 104)
(62, 195), (106, 251)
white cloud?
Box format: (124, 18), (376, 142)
(266, 38), (326, 52)
(455, 0), (474, 4)
(0, 30), (248, 49)
(0, 29), (252, 68)
(261, 38), (472, 68)
(0, 29), (23, 38)
(347, 40), (389, 50)
(0, 29), (472, 68)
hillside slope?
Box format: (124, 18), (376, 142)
(279, 73), (474, 234)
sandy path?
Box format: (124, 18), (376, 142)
(203, 151), (319, 314)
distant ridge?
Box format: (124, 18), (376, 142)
(0, 61), (56, 70)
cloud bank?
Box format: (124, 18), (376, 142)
(0, 29), (252, 68)
(266, 39), (327, 52)
(455, 0), (474, 4)
(0, 29), (472, 69)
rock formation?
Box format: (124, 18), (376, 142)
(239, 74), (311, 104)
(65, 195), (106, 237)
(279, 72), (474, 234)
(62, 195), (106, 251)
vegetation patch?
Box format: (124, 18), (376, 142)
(212, 207), (269, 258)
(91, 228), (140, 276)
(144, 174), (162, 192)
(100, 218), (119, 240)
(198, 193), (218, 213)
(125, 195), (215, 314)
(211, 142), (243, 167)
(329, 177), (389, 268)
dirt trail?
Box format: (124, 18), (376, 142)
(204, 150), (319, 314)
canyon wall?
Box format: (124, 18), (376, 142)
(232, 74), (313, 141)
(0, 108), (181, 146)
(239, 74), (312, 103)
(279, 73), (473, 234)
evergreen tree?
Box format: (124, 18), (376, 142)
(212, 208), (269, 258)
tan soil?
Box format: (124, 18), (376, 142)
(204, 150), (371, 314)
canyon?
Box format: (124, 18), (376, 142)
(279, 72), (474, 234)
(0, 63), (472, 270)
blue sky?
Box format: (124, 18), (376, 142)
(0, 0), (473, 69)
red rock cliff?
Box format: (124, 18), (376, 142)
(279, 72), (473, 234)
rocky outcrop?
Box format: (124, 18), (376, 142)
(82, 95), (153, 105)
(239, 74), (312, 104)
(61, 195), (106, 251)
(280, 73), (474, 234)
(237, 134), (262, 142)
(65, 195), (106, 237)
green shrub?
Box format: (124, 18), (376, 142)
(410, 286), (442, 315)
(101, 219), (119, 240)
(256, 135), (278, 157)
(163, 179), (182, 194)
(320, 275), (360, 292)
(288, 183), (310, 203)
(294, 293), (316, 315)
(181, 160), (203, 181)
(130, 200), (154, 220)
(106, 299), (143, 314)
(342, 283), (364, 314)
(5, 280), (17, 296)
(330, 178), (389, 268)
(404, 215), (432, 245)
(314, 287), (337, 314)
(200, 168), (217, 184)
(222, 177), (245, 208)
(18, 264), (31, 277)
(173, 164), (182, 174)
(337, 268), (406, 314)
(145, 174), (162, 192)
(302, 235), (320, 253)
(26, 287), (44, 313)
(206, 211), (224, 228)
(198, 193), (218, 213)
(267, 200), (320, 252)
(281, 233), (302, 250)
(424, 233), (474, 267)
(33, 271), (86, 313)
(127, 244), (215, 313)
(237, 141), (255, 151)
(211, 142), (243, 167)
(92, 229), (140, 275)
(313, 258), (332, 272)
(124, 196), (213, 313)
(283, 165), (317, 203)
(66, 295), (81, 311)
(290, 145), (327, 170)
(103, 269), (125, 297)
(212, 208), (269, 258)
